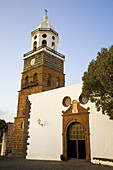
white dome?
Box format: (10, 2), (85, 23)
(35, 21), (55, 31)
(35, 14), (55, 31)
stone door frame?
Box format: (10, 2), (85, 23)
(62, 102), (91, 161)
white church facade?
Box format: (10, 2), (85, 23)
(26, 83), (113, 166)
(13, 11), (113, 167)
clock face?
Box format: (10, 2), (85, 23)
(62, 96), (71, 107)
(30, 58), (35, 66)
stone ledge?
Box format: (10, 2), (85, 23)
(93, 157), (113, 162)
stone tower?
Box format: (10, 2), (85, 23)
(12, 12), (65, 156)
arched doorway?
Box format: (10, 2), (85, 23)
(67, 122), (86, 160)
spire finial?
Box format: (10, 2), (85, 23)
(45, 9), (48, 16)
(44, 9), (48, 21)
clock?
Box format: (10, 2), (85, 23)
(30, 58), (36, 66)
(62, 96), (71, 107)
(79, 94), (88, 104)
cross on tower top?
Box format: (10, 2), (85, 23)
(44, 9), (48, 21)
(44, 9), (48, 16)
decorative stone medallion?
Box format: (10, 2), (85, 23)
(62, 96), (71, 107)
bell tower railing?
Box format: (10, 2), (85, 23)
(23, 46), (65, 59)
(31, 28), (58, 36)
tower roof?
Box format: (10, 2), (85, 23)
(35, 10), (55, 31)
(35, 21), (55, 31)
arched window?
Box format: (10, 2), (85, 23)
(47, 74), (51, 87)
(42, 40), (47, 47)
(52, 42), (55, 50)
(25, 76), (29, 86)
(33, 73), (37, 83)
(34, 35), (37, 39)
(52, 36), (55, 40)
(33, 41), (37, 50)
(56, 78), (60, 88)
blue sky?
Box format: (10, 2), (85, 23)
(0, 0), (113, 122)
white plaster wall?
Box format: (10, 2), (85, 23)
(31, 36), (34, 50)
(1, 132), (5, 155)
(31, 34), (40, 50)
(39, 33), (58, 50)
(37, 34), (40, 48)
(26, 83), (113, 165)
(27, 84), (82, 160)
(88, 102), (113, 166)
(31, 32), (58, 51)
(80, 91), (113, 166)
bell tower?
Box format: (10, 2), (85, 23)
(12, 11), (65, 156)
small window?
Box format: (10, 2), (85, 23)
(42, 40), (47, 47)
(56, 78), (60, 88)
(33, 73), (37, 82)
(25, 76), (29, 85)
(34, 35), (37, 39)
(33, 41), (37, 50)
(52, 36), (55, 40)
(34, 41), (37, 45)
(47, 74), (51, 87)
(52, 42), (55, 50)
(52, 42), (55, 46)
(42, 34), (47, 38)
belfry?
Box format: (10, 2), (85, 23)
(12, 11), (65, 156)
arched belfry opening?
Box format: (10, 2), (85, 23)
(67, 122), (86, 160)
(42, 40), (47, 47)
(52, 42), (55, 50)
(33, 41), (37, 50)
(62, 97), (90, 161)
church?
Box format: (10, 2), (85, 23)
(12, 11), (113, 166)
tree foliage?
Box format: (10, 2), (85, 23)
(82, 45), (113, 119)
(0, 119), (7, 131)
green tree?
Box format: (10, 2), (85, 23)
(82, 45), (113, 119)
(0, 119), (7, 131)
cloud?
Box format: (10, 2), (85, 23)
(0, 110), (9, 116)
(0, 109), (15, 123)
